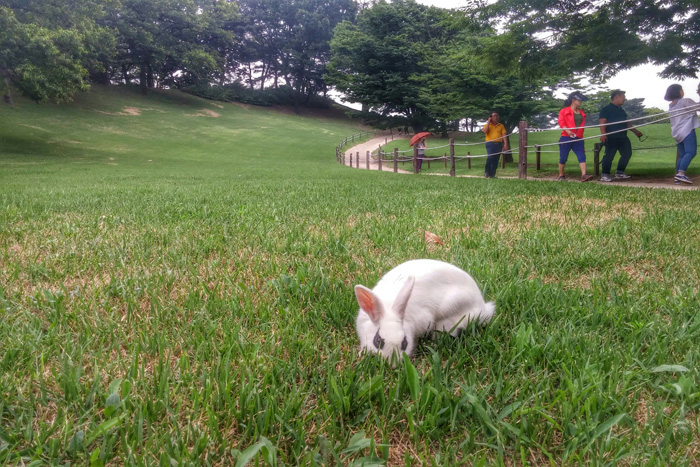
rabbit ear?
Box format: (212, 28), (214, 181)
(355, 285), (383, 323)
(393, 276), (415, 319)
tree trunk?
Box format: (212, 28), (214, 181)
(246, 63), (254, 88)
(139, 64), (148, 94)
(504, 134), (514, 163)
(259, 62), (267, 90)
(91, 71), (111, 85)
(147, 63), (154, 88)
(2, 75), (12, 106)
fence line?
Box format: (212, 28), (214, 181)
(336, 105), (700, 179)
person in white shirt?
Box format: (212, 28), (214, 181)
(665, 84), (700, 185)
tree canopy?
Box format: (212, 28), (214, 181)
(481, 0), (700, 80)
(1, 0), (353, 104)
(2, 0), (688, 129)
(327, 0), (558, 132)
(234, 0), (356, 101)
(0, 1), (115, 103)
(327, 0), (454, 132)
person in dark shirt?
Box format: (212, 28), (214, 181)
(598, 90), (643, 182)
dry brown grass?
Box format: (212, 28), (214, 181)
(188, 108), (221, 118)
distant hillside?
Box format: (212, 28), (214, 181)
(0, 85), (368, 184)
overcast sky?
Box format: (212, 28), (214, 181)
(414, 0), (699, 109)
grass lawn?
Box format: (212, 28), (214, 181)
(382, 122), (683, 180)
(1, 86), (700, 465)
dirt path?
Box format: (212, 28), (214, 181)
(343, 138), (698, 190)
(343, 135), (412, 173)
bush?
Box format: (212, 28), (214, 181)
(183, 83), (334, 109)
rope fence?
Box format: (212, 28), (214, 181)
(335, 104), (700, 179)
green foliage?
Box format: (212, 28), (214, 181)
(234, 0), (356, 98)
(328, 0), (453, 132)
(328, 1), (561, 134)
(0, 4), (114, 103)
(184, 82), (335, 108)
(485, 0), (700, 80)
(105, 0), (240, 91)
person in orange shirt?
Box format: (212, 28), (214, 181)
(482, 112), (509, 178)
(557, 91), (593, 182)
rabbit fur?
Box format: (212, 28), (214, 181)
(355, 259), (495, 363)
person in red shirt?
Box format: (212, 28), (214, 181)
(557, 91), (593, 182)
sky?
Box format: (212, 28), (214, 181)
(410, 0), (700, 109)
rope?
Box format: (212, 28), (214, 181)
(454, 131), (517, 147)
(525, 110), (693, 148)
(536, 103), (700, 132)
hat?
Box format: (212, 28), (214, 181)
(570, 91), (588, 102)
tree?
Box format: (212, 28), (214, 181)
(0, 1), (116, 104)
(328, 1), (560, 134)
(280, 0), (357, 102)
(105, 0), (239, 92)
(234, 0), (355, 104)
(481, 0), (700, 80)
(327, 0), (452, 132)
(419, 22), (560, 135)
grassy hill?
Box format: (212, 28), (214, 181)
(1, 86), (700, 465)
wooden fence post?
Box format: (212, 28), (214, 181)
(444, 153), (447, 168)
(467, 152), (471, 170)
(518, 120), (528, 179)
(450, 139), (456, 177)
(366, 150), (370, 170)
(394, 148), (398, 173)
(536, 145), (541, 171)
(350, 152), (353, 167)
(354, 152), (358, 168)
(378, 146), (382, 171)
(593, 143), (601, 176)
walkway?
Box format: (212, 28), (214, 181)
(343, 136), (412, 174)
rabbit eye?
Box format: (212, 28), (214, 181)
(401, 337), (408, 351)
(373, 331), (384, 350)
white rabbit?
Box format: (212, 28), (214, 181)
(355, 259), (495, 364)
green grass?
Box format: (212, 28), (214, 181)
(1, 86), (700, 466)
(382, 123), (682, 179)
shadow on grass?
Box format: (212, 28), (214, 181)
(0, 134), (97, 161)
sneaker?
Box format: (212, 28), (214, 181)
(675, 174), (693, 185)
(600, 174), (613, 182)
(557, 175), (566, 181)
(614, 173), (631, 180)
(580, 174), (594, 182)
(674, 180), (681, 185)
